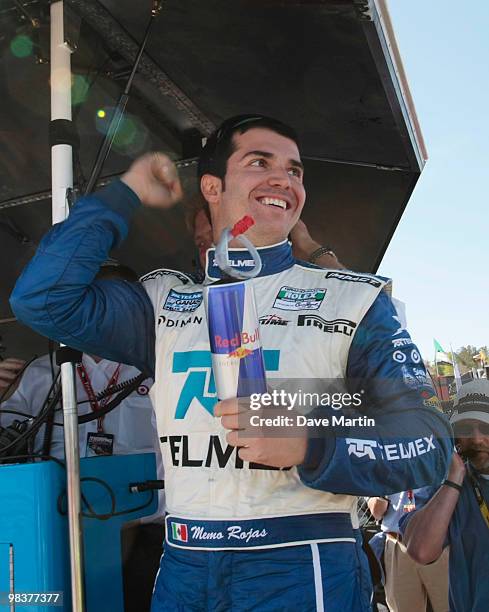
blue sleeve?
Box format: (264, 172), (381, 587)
(10, 180), (156, 375)
(299, 290), (452, 496)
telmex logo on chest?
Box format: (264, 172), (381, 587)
(273, 286), (326, 311)
(228, 259), (255, 267)
(172, 350), (280, 419)
(161, 434), (288, 471)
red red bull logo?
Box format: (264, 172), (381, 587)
(228, 347), (253, 359)
(214, 328), (259, 349)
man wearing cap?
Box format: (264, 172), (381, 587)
(10, 115), (452, 610)
(400, 379), (489, 612)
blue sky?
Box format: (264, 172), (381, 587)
(377, 0), (489, 361)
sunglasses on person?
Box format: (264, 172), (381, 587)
(453, 421), (489, 437)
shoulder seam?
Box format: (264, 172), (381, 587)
(293, 262), (332, 272)
(139, 268), (193, 284)
(293, 263), (389, 283)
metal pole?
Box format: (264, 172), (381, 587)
(84, 4), (160, 195)
(50, 2), (86, 610)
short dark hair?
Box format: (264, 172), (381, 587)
(198, 114), (300, 181)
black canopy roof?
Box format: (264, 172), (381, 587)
(0, 0), (426, 357)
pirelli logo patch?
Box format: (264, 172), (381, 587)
(297, 314), (356, 336)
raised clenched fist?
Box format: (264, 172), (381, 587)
(121, 152), (183, 209)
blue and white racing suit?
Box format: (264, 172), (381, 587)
(11, 180), (452, 611)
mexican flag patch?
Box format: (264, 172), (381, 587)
(172, 522), (188, 542)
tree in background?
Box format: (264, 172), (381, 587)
(426, 345), (488, 375)
(455, 345), (488, 370)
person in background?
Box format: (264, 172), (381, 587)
(187, 196), (344, 274)
(401, 379), (489, 612)
(0, 263), (155, 460)
(368, 490), (449, 612)
(0, 263), (162, 612)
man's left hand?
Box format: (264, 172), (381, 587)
(215, 397), (308, 468)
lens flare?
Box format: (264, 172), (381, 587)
(10, 35), (33, 58)
(72, 74), (89, 106)
(95, 109), (149, 156)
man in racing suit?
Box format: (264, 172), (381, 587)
(11, 115), (452, 611)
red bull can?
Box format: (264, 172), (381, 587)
(204, 280), (267, 400)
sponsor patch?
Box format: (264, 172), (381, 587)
(401, 365), (428, 388)
(158, 315), (203, 328)
(297, 314), (356, 336)
(228, 347), (253, 359)
(413, 367), (428, 384)
(228, 258), (256, 268)
(325, 271), (382, 288)
(346, 438), (378, 460)
(171, 349), (280, 419)
(411, 349), (421, 363)
(160, 434), (286, 470)
(392, 337), (412, 348)
(421, 391), (441, 411)
(259, 314), (290, 326)
(164, 290), (203, 313)
(273, 286), (326, 311)
(213, 328), (259, 349)
(346, 435), (436, 461)
(393, 350), (407, 363)
(401, 365), (419, 389)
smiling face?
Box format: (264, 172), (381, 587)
(201, 127), (306, 247)
(455, 419), (489, 473)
